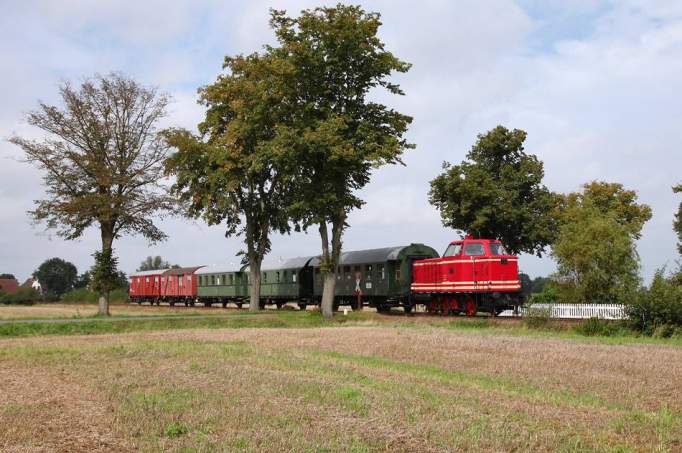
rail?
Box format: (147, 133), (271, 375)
(499, 303), (627, 320)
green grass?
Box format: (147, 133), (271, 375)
(0, 311), (370, 337)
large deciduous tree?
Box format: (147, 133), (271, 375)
(552, 181), (652, 304)
(33, 257), (77, 298)
(164, 52), (293, 312)
(10, 73), (175, 315)
(429, 126), (559, 257)
(268, 5), (413, 318)
(137, 256), (175, 271)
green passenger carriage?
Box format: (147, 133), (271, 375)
(196, 264), (249, 307)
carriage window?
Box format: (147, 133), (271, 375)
(444, 244), (462, 257)
(365, 265), (373, 280)
(343, 266), (350, 273)
(229, 274), (234, 285)
(215, 275), (220, 285)
(489, 243), (507, 255)
(179, 276), (184, 287)
(377, 264), (385, 280)
(395, 269), (401, 281)
(222, 274), (227, 284)
(315, 268), (320, 275)
(464, 243), (485, 256)
(276, 272), (280, 283)
(263, 272), (268, 283)
(292, 273), (297, 283)
(210, 275), (215, 285)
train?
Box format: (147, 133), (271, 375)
(129, 237), (523, 316)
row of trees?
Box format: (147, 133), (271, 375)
(429, 125), (678, 307)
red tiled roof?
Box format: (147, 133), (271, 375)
(0, 278), (19, 294)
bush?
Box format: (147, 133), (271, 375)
(529, 284), (558, 304)
(523, 303), (552, 329)
(60, 287), (129, 304)
(574, 317), (625, 337)
(0, 287), (43, 305)
(626, 269), (682, 335)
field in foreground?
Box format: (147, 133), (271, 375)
(1, 322), (680, 452)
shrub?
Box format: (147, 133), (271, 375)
(575, 317), (625, 337)
(626, 269), (682, 335)
(0, 287), (42, 305)
(60, 287), (129, 304)
(523, 303), (552, 329)
(529, 284), (558, 304)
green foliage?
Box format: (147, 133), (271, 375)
(428, 126), (558, 256)
(0, 273), (16, 280)
(73, 271), (91, 289)
(33, 257), (77, 298)
(626, 269), (682, 335)
(552, 182), (650, 304)
(137, 256), (175, 272)
(91, 250), (121, 296)
(674, 184), (682, 255)
(529, 284), (558, 304)
(530, 276), (552, 294)
(575, 318), (626, 337)
(0, 287), (42, 305)
(62, 288), (129, 304)
(164, 421), (190, 437)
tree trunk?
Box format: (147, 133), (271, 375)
(98, 226), (113, 317)
(321, 272), (336, 318)
(319, 214), (344, 320)
(249, 257), (262, 312)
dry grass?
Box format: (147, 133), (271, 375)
(0, 326), (680, 452)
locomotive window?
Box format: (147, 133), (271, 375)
(444, 244), (462, 257)
(490, 243), (507, 255)
(464, 243), (485, 256)
(378, 264), (385, 280)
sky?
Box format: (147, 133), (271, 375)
(0, 0), (680, 283)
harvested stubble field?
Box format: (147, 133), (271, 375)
(0, 303), (247, 320)
(0, 319), (680, 453)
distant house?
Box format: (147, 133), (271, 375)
(21, 278), (42, 294)
(0, 278), (19, 294)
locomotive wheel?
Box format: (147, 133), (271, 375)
(298, 303), (307, 311)
(465, 299), (477, 317)
(222, 301), (227, 308)
(237, 303), (243, 309)
(276, 302), (283, 310)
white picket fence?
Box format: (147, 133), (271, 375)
(499, 303), (627, 320)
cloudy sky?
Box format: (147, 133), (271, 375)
(1, 0), (680, 283)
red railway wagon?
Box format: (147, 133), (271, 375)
(411, 237), (522, 316)
(160, 266), (203, 306)
(129, 269), (168, 303)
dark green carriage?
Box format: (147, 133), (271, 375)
(196, 264), (249, 307)
(311, 243), (439, 311)
(257, 256), (316, 309)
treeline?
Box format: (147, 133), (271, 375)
(8, 4), (682, 331)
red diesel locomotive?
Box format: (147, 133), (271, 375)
(411, 237), (522, 315)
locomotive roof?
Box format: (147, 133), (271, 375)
(130, 269), (170, 277)
(195, 264), (243, 275)
(163, 266), (204, 276)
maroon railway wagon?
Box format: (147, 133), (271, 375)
(129, 269), (168, 303)
(411, 237), (522, 316)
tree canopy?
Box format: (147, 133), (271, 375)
(137, 256), (176, 272)
(10, 73), (176, 315)
(33, 257), (77, 298)
(164, 51), (294, 311)
(267, 4), (413, 318)
(552, 182), (651, 304)
(429, 126), (559, 256)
